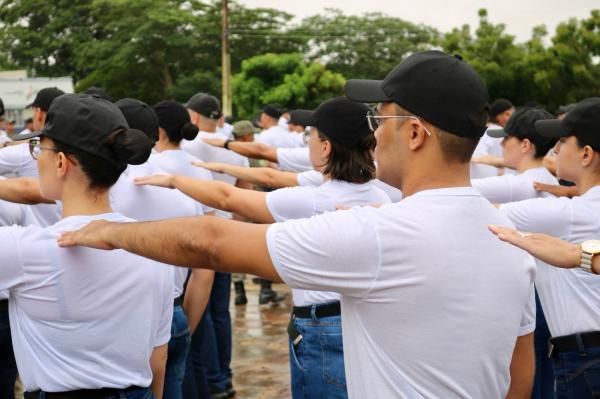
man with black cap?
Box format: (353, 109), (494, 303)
(59, 51), (536, 398)
(498, 97), (600, 398)
(254, 105), (304, 148)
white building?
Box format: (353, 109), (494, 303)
(0, 71), (73, 126)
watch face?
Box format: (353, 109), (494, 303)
(582, 240), (600, 254)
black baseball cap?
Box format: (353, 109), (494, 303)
(115, 98), (159, 141)
(84, 87), (113, 102)
(17, 93), (151, 167)
(261, 105), (282, 120)
(487, 107), (555, 139)
(289, 110), (313, 127)
(344, 50), (489, 138)
(292, 97), (371, 146)
(0, 97), (4, 117)
(489, 99), (514, 118)
(186, 93), (222, 119)
(26, 87), (65, 112)
(535, 97), (600, 151)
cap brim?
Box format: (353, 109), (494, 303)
(486, 128), (508, 138)
(535, 119), (569, 138)
(291, 110), (317, 127)
(344, 79), (393, 103)
(25, 102), (34, 109)
(12, 130), (42, 141)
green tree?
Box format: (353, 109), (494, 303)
(232, 53), (345, 119)
(294, 9), (438, 80)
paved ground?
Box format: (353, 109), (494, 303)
(230, 281), (292, 398)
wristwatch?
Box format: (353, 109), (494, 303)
(224, 140), (233, 150)
(580, 240), (600, 274)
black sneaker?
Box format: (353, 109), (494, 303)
(226, 380), (236, 397)
(259, 289), (287, 305)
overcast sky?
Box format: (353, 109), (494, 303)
(239, 0), (598, 42)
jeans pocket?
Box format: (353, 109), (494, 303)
(290, 338), (304, 372)
(320, 333), (347, 389)
(583, 367), (600, 398)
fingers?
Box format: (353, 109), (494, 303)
(133, 175), (173, 188)
(57, 231), (77, 247)
(488, 225), (523, 243)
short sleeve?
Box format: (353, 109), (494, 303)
(265, 186), (317, 222)
(266, 207), (381, 298)
(296, 171), (324, 187)
(518, 281), (536, 336)
(0, 226), (26, 291)
(0, 145), (26, 176)
(498, 197), (571, 237)
(154, 266), (174, 347)
(472, 175), (516, 204)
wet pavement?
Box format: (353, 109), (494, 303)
(230, 280), (292, 398)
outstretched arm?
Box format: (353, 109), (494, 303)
(58, 216), (282, 283)
(194, 162), (299, 189)
(203, 138), (278, 163)
(0, 177), (54, 205)
(134, 175), (274, 223)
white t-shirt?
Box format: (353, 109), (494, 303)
(499, 186), (600, 337)
(110, 162), (201, 298)
(0, 144), (62, 227)
(0, 131), (12, 147)
(267, 187), (536, 398)
(295, 170), (403, 202)
(217, 123), (234, 139)
(472, 166), (558, 204)
(255, 125), (304, 148)
(182, 131), (249, 218)
(0, 194), (37, 301)
(470, 127), (503, 179)
(277, 147), (312, 172)
(148, 149), (215, 214)
(0, 213), (174, 391)
(266, 180), (390, 306)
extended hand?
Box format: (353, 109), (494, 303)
(191, 161), (226, 173)
(58, 220), (117, 250)
(202, 138), (226, 148)
(533, 181), (578, 198)
(134, 174), (176, 189)
(488, 225), (580, 268)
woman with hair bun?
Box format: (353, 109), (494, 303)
(0, 93), (174, 398)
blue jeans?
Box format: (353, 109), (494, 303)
(552, 344), (600, 398)
(164, 305), (191, 399)
(289, 310), (348, 399)
(31, 388), (153, 399)
(533, 291), (554, 399)
(0, 308), (17, 399)
(183, 272), (232, 395)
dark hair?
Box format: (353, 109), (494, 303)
(51, 129), (152, 190)
(168, 122), (198, 144)
(154, 100), (199, 144)
(436, 129), (480, 163)
(513, 134), (558, 158)
(317, 130), (376, 183)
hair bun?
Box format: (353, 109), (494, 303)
(110, 128), (153, 165)
(181, 122), (199, 141)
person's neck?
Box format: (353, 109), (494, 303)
(263, 120), (277, 129)
(154, 138), (179, 152)
(60, 184), (113, 218)
(574, 173), (600, 195)
(198, 122), (216, 133)
(401, 163), (471, 197)
(515, 156), (544, 174)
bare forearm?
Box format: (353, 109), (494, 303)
(97, 217), (281, 281)
(0, 177), (53, 204)
(229, 142), (277, 162)
(171, 176), (237, 212)
(183, 269), (214, 333)
(150, 344), (167, 399)
(506, 333), (534, 399)
(221, 165), (297, 188)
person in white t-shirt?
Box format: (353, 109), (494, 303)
(254, 105), (304, 148)
(216, 115), (234, 139)
(0, 179), (36, 398)
(116, 97), (392, 398)
(59, 52), (536, 399)
(498, 97), (600, 398)
(1, 93), (174, 398)
(472, 107), (559, 203)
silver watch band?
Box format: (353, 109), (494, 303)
(580, 252), (594, 273)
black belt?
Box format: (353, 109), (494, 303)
(549, 331), (600, 357)
(24, 386), (146, 399)
(174, 295), (183, 307)
(0, 299), (7, 312)
(292, 301), (341, 319)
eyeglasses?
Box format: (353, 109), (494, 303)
(28, 138), (60, 160)
(366, 110), (432, 136)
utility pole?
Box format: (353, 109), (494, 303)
(221, 0), (232, 116)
